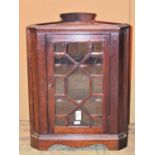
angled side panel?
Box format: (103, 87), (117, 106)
(108, 32), (120, 134)
(118, 28), (130, 133)
(37, 33), (48, 134)
(26, 29), (39, 133)
(46, 35), (55, 133)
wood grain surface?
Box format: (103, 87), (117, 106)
(26, 13), (130, 150)
(20, 121), (135, 155)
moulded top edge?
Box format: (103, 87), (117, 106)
(26, 21), (129, 31)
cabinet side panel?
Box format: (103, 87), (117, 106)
(46, 36), (55, 133)
(118, 28), (130, 133)
(26, 29), (39, 133)
(102, 36), (110, 133)
(37, 33), (48, 134)
(108, 32), (119, 133)
(26, 29), (34, 133)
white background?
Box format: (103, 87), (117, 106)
(136, 0), (155, 154)
(0, 0), (155, 154)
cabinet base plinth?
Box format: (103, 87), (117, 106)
(31, 133), (127, 150)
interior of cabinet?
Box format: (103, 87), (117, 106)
(54, 41), (104, 127)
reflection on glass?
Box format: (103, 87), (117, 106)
(55, 65), (73, 75)
(55, 55), (73, 64)
(82, 97), (102, 115)
(84, 55), (102, 65)
(92, 42), (103, 52)
(54, 41), (104, 127)
(55, 117), (66, 126)
(55, 55), (73, 74)
(82, 64), (102, 75)
(67, 69), (90, 100)
(55, 78), (64, 94)
(55, 97), (76, 115)
(93, 117), (102, 126)
(67, 42), (89, 62)
(54, 42), (66, 52)
(93, 78), (103, 93)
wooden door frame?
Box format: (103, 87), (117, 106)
(46, 34), (110, 134)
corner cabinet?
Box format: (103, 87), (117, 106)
(26, 13), (130, 150)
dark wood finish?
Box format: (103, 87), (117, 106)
(46, 38), (55, 134)
(102, 36), (110, 133)
(37, 33), (48, 134)
(31, 133), (127, 150)
(26, 29), (35, 133)
(108, 32), (120, 133)
(26, 12), (130, 150)
(46, 34), (109, 133)
(60, 12), (96, 22)
(54, 126), (103, 134)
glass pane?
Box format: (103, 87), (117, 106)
(55, 55), (74, 74)
(82, 64), (102, 75)
(67, 69), (90, 100)
(82, 97), (102, 115)
(92, 42), (103, 52)
(54, 42), (66, 52)
(55, 55), (73, 64)
(55, 117), (66, 126)
(93, 78), (103, 93)
(55, 97), (76, 115)
(55, 65), (73, 75)
(55, 78), (64, 94)
(84, 55), (102, 65)
(53, 41), (104, 127)
(67, 42), (89, 62)
(93, 117), (102, 126)
(83, 55), (103, 75)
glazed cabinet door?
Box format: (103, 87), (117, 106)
(46, 34), (110, 134)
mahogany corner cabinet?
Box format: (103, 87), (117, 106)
(26, 13), (130, 150)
